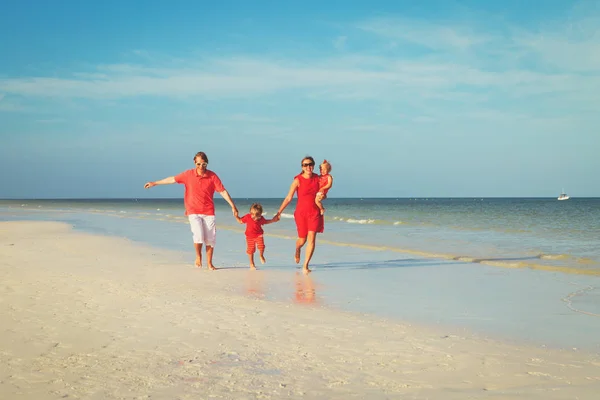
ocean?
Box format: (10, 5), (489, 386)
(2, 197), (599, 350)
(2, 197), (599, 275)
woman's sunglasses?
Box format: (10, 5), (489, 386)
(302, 162), (315, 167)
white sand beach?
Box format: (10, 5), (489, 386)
(1, 221), (599, 399)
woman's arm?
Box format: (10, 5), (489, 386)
(274, 178), (299, 218)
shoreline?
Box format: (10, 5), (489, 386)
(1, 220), (600, 399)
(2, 210), (600, 351)
(3, 204), (600, 278)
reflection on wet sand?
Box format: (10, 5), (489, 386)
(294, 273), (317, 304)
(242, 271), (318, 305)
(244, 271), (265, 299)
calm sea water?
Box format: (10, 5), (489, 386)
(2, 197), (600, 349)
(2, 197), (599, 275)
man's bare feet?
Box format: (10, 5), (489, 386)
(207, 264), (217, 271)
(294, 248), (301, 264)
(250, 265), (257, 270)
(302, 266), (312, 275)
(259, 254), (266, 264)
(195, 257), (202, 268)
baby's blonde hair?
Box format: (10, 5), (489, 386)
(250, 203), (263, 215)
(320, 159), (332, 173)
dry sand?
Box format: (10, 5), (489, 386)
(1, 221), (599, 399)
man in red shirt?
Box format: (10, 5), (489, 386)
(144, 152), (238, 270)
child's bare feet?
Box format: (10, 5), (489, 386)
(250, 264), (257, 270)
(195, 257), (202, 268)
(259, 254), (266, 264)
(207, 264), (217, 271)
(302, 266), (312, 275)
(294, 248), (301, 264)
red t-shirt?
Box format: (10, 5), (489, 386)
(241, 214), (267, 238)
(174, 169), (225, 215)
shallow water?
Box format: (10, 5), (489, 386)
(2, 203), (599, 352)
(3, 197), (599, 275)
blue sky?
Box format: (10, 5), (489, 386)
(1, 0), (599, 198)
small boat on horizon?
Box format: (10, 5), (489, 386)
(558, 189), (570, 201)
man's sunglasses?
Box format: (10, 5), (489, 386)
(196, 162), (208, 167)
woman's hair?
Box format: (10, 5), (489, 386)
(194, 152), (208, 163)
(320, 159), (332, 173)
(250, 203), (263, 214)
(301, 155), (315, 165)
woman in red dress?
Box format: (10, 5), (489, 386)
(274, 156), (324, 274)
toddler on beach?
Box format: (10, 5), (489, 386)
(316, 159), (334, 215)
(234, 203), (278, 269)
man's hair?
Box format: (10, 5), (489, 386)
(250, 203), (263, 214)
(194, 152), (208, 163)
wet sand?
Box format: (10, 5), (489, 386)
(1, 221), (599, 399)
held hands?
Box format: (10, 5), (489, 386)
(232, 207), (239, 217)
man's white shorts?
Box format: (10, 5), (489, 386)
(188, 214), (216, 246)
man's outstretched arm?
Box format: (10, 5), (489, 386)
(144, 176), (176, 189)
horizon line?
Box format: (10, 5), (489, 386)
(1, 196), (598, 201)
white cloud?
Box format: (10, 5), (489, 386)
(358, 17), (489, 51)
(1, 56), (596, 104)
(333, 35), (347, 50)
(0, 9), (598, 126)
(515, 32), (600, 72)
(359, 13), (600, 73)
(345, 124), (397, 132)
(227, 113), (275, 123)
(36, 118), (66, 124)
(0, 94), (27, 112)
(132, 49), (150, 57)
(0, 58), (399, 99)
